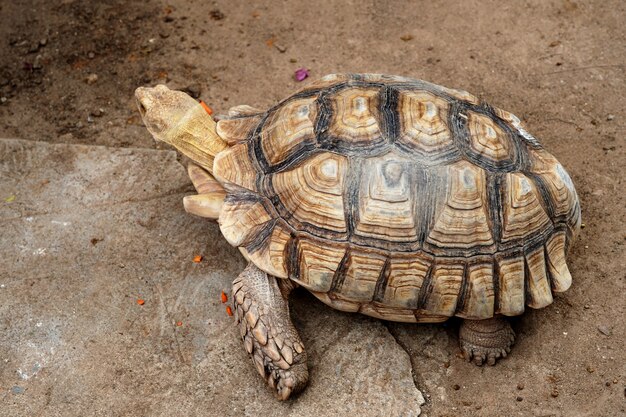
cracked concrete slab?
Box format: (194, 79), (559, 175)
(0, 139), (424, 416)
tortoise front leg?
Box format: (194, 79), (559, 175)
(459, 317), (515, 366)
(232, 263), (308, 400)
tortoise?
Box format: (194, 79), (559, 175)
(135, 73), (581, 400)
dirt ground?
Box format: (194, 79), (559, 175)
(1, 0), (624, 416)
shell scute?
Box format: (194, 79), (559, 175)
(426, 161), (495, 252)
(355, 152), (417, 243)
(457, 262), (495, 320)
(495, 254), (525, 316)
(421, 262), (464, 317)
(294, 237), (346, 292)
(396, 90), (458, 162)
(324, 87), (386, 150)
(270, 153), (348, 235)
(261, 96), (318, 167)
(381, 254), (431, 309)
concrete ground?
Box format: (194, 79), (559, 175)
(0, 139), (424, 416)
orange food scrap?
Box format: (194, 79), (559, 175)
(176, 321), (183, 327)
(137, 299), (145, 305)
(220, 291), (228, 303)
(199, 101), (213, 115)
(226, 306), (233, 316)
(265, 37), (276, 47)
(193, 255), (203, 263)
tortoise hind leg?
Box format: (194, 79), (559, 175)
(459, 317), (515, 366)
(232, 263), (308, 400)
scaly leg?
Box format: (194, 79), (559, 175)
(459, 317), (515, 366)
(232, 263), (308, 400)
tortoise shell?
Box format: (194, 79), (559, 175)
(211, 73), (581, 323)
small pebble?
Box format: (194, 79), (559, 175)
(0, 97), (7, 104)
(400, 34), (413, 41)
(88, 51), (95, 59)
(597, 325), (611, 336)
(209, 9), (225, 20)
(605, 381), (611, 387)
(289, 58), (297, 63)
(549, 40), (561, 47)
(33, 55), (43, 69)
(91, 108), (104, 117)
(586, 365), (595, 373)
(87, 115), (94, 123)
(85, 73), (98, 85)
(606, 114), (615, 121)
(516, 396), (523, 402)
(39, 38), (48, 47)
(11, 386), (24, 395)
(517, 382), (525, 390)
(584, 304), (590, 309)
(274, 43), (287, 53)
(550, 389), (559, 398)
(453, 384), (461, 390)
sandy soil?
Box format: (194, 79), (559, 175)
(1, 0), (624, 415)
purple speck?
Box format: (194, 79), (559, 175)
(295, 68), (309, 82)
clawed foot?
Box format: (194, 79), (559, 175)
(233, 264), (309, 400)
(459, 317), (515, 366)
(245, 333), (307, 400)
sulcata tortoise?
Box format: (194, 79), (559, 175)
(135, 73), (580, 400)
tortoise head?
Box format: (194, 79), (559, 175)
(135, 84), (197, 145)
(134, 85), (227, 172)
